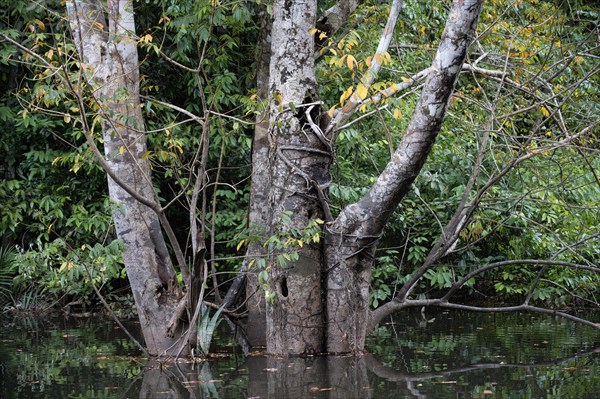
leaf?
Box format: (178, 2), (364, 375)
(288, 102), (297, 113)
(236, 239), (245, 251)
(346, 54), (356, 70)
(339, 86), (354, 106)
(541, 106), (550, 117)
(197, 303), (225, 355)
(327, 105), (337, 118)
(393, 108), (403, 120)
(355, 83), (368, 100)
(33, 19), (46, 30)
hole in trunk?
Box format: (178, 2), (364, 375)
(280, 277), (288, 298)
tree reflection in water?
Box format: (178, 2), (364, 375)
(1, 310), (598, 398)
(124, 347), (599, 398)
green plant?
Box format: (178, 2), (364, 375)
(196, 303), (225, 356)
(0, 245), (18, 306)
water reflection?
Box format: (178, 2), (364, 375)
(1, 309), (599, 398)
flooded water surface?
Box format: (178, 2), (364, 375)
(1, 308), (598, 398)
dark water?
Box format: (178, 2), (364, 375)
(0, 308), (598, 398)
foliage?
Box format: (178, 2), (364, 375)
(14, 238), (126, 304)
(0, 245), (17, 306)
(236, 212), (325, 302)
(196, 303), (225, 356)
(313, 0), (600, 308)
(0, 0), (598, 322)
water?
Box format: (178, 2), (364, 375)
(1, 308), (598, 398)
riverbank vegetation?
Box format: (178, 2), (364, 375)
(1, 0), (599, 356)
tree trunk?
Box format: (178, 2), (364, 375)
(246, 0), (484, 355)
(253, 0), (333, 355)
(324, 0), (484, 354)
(66, 0), (185, 356)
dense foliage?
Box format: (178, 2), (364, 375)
(1, 0), (598, 315)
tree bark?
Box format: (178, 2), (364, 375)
(66, 0), (184, 356)
(324, 0), (484, 354)
(243, 1), (273, 349)
(255, 0), (332, 355)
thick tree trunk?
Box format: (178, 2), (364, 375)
(324, 0), (484, 354)
(66, 0), (184, 356)
(254, 0), (332, 355)
(246, 0), (484, 356)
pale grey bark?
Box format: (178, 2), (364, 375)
(316, 0), (360, 45)
(324, 0), (485, 354)
(260, 0), (331, 355)
(66, 0), (184, 356)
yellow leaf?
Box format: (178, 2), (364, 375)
(52, 156), (61, 166)
(541, 106), (550, 117)
(119, 146), (125, 155)
(393, 108), (403, 120)
(355, 83), (368, 100)
(236, 239), (245, 251)
(359, 103), (368, 113)
(308, 27), (318, 35)
(33, 19), (46, 30)
(346, 54), (356, 70)
(327, 105), (337, 118)
(319, 31), (327, 40)
(401, 76), (411, 83)
(365, 56), (372, 67)
(138, 34), (153, 44)
(339, 86), (354, 106)
(63, 114), (71, 123)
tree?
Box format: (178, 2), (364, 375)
(1, 0), (598, 358)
